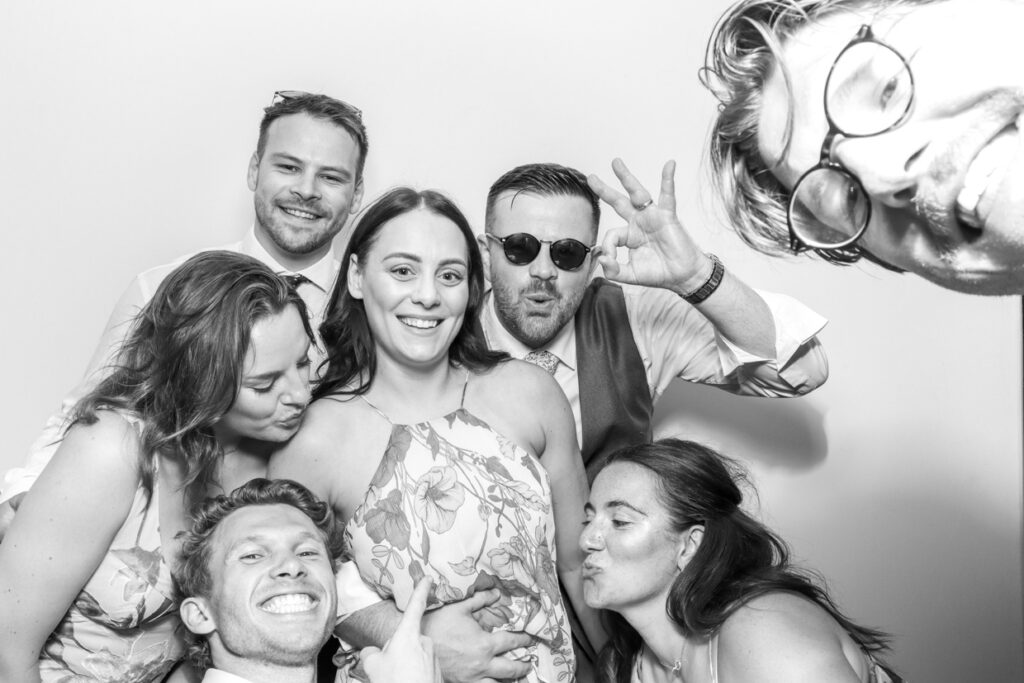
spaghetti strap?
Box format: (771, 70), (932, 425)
(358, 394), (393, 424)
(709, 633), (719, 683)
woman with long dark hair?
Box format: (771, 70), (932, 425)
(270, 187), (600, 682)
(581, 439), (900, 683)
(0, 251), (314, 682)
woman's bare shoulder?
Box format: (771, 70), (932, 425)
(474, 359), (563, 401)
(718, 592), (862, 683)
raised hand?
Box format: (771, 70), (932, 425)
(587, 158), (712, 295)
(361, 577), (441, 683)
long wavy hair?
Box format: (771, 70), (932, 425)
(316, 187), (507, 398)
(72, 251), (311, 513)
(702, 0), (931, 269)
(594, 439), (890, 683)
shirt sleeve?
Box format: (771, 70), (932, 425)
(1, 275), (150, 504)
(625, 285), (829, 402)
(335, 560), (385, 622)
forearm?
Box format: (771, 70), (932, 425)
(669, 261), (775, 360)
(336, 599), (402, 649)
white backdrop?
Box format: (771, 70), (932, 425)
(2, 2), (1021, 681)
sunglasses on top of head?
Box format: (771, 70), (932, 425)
(485, 233), (597, 271)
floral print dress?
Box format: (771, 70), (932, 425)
(343, 392), (575, 683)
(38, 418), (185, 682)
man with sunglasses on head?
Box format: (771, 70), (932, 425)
(478, 161), (829, 474)
(0, 92), (366, 524)
(705, 0), (1024, 295)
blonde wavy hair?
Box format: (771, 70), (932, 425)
(702, 0), (932, 268)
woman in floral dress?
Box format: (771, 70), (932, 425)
(0, 252), (315, 682)
(270, 188), (600, 682)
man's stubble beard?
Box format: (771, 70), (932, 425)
(491, 279), (587, 349)
(254, 194), (344, 257)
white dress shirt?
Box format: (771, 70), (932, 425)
(481, 283), (828, 448)
(332, 281), (828, 620)
(201, 669), (260, 683)
(0, 226), (340, 503)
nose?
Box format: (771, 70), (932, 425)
(273, 552), (307, 578)
(579, 519), (605, 553)
(290, 170), (321, 201)
(832, 132), (929, 210)
(527, 244), (557, 281)
(283, 364), (312, 407)
(410, 275), (440, 308)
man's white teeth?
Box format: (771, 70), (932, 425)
(261, 593), (315, 614)
(955, 127), (1018, 230)
(282, 207), (318, 220)
(401, 317), (440, 329)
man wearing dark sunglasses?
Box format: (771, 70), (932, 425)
(706, 0), (1024, 295)
(479, 161), (830, 473)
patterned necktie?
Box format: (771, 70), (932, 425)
(283, 273), (311, 290)
(523, 349), (560, 375)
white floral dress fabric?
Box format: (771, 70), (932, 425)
(342, 402), (575, 683)
(38, 418), (184, 682)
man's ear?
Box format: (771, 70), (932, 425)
(586, 230), (603, 278)
(350, 178), (365, 216)
(247, 152), (260, 192)
(477, 234), (493, 284)
(677, 524), (705, 572)
(180, 596), (217, 636)
(347, 253), (365, 300)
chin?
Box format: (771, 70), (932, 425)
(582, 583), (613, 610)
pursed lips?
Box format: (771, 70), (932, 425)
(277, 411), (304, 428)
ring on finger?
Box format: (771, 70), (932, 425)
(632, 198), (655, 211)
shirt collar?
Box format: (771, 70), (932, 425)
(201, 668), (257, 683)
(241, 224), (341, 294)
(481, 291), (578, 371)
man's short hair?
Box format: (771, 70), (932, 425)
(256, 92), (369, 180)
(485, 163), (601, 236)
(176, 478), (345, 670)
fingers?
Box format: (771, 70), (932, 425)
(598, 227), (628, 279)
(394, 577), (433, 639)
(658, 160), (677, 214)
(587, 173), (634, 220)
(486, 628), (535, 655)
(458, 587), (501, 613)
(481, 655), (533, 681)
(611, 158), (654, 211)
